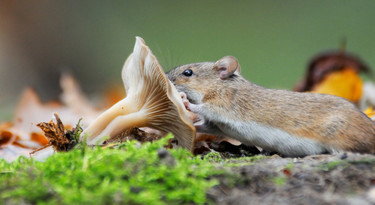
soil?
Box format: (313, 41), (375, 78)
(207, 152), (375, 205)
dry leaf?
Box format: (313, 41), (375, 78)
(363, 107), (375, 120)
(34, 113), (81, 153)
(0, 74), (100, 161)
(311, 68), (363, 103)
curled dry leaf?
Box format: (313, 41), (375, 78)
(34, 113), (82, 153)
(81, 37), (196, 151)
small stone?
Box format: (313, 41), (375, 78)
(157, 148), (175, 166)
(367, 186), (375, 203)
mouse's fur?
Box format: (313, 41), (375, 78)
(167, 56), (375, 157)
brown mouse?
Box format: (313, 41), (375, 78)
(167, 56), (375, 157)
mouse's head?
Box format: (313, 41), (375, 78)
(167, 56), (241, 104)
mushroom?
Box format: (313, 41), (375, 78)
(80, 37), (196, 151)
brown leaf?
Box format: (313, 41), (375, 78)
(0, 130), (15, 148)
(30, 132), (49, 146)
(35, 113), (81, 152)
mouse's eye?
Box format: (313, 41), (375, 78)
(182, 69), (193, 77)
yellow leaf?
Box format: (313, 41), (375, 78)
(312, 68), (363, 103)
(363, 107), (375, 119)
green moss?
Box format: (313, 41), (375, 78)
(320, 160), (348, 171)
(204, 151), (223, 162)
(271, 176), (287, 186)
(285, 161), (294, 170)
(348, 158), (375, 165)
(223, 155), (266, 167)
(0, 134), (219, 205)
(319, 158), (375, 172)
(203, 151), (266, 167)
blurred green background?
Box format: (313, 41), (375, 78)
(1, 0), (375, 120)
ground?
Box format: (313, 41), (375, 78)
(2, 135), (375, 204)
(208, 152), (375, 205)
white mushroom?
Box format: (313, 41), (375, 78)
(81, 37), (196, 151)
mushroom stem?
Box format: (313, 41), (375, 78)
(85, 109), (147, 144)
(81, 98), (138, 141)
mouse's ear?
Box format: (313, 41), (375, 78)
(214, 56), (240, 79)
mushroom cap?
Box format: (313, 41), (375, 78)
(81, 37), (196, 151)
(122, 37), (196, 150)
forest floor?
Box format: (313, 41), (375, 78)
(207, 152), (375, 205)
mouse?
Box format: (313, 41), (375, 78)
(167, 56), (375, 157)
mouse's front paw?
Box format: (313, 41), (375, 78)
(179, 92), (191, 111)
(179, 92), (203, 114)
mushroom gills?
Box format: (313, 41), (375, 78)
(81, 37), (196, 151)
